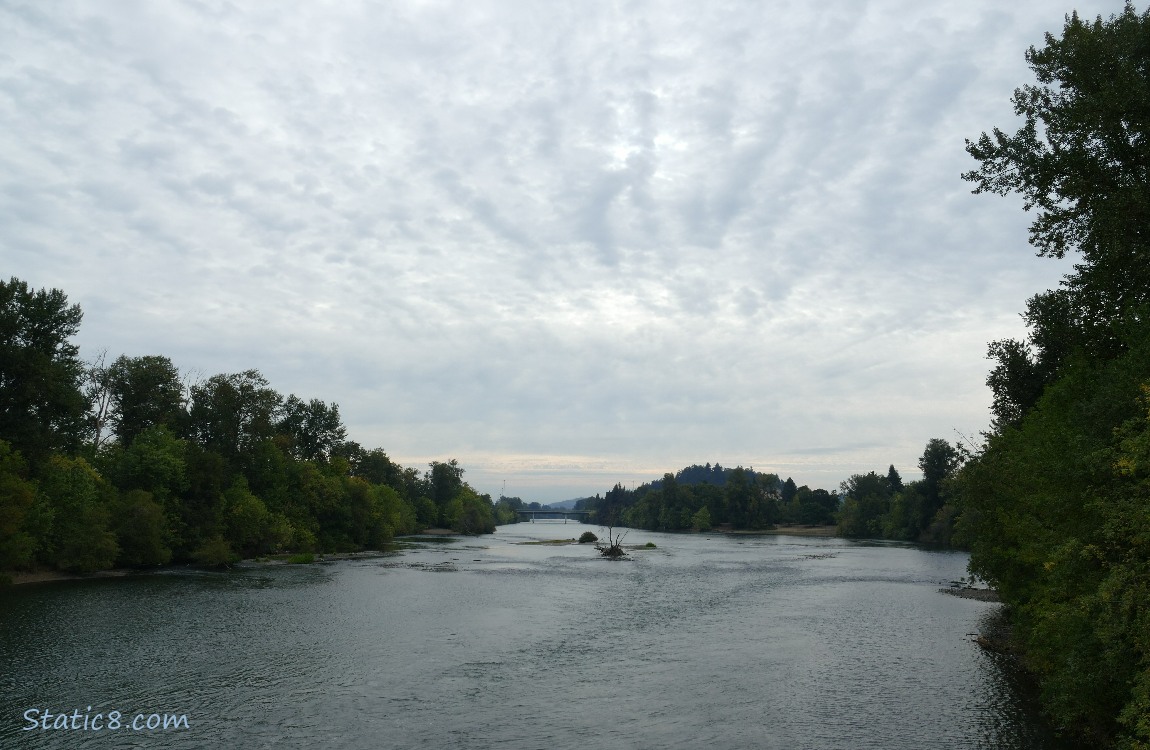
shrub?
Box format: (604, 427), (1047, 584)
(578, 531), (598, 543)
(192, 536), (238, 567)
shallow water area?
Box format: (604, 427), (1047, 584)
(1, 523), (1080, 749)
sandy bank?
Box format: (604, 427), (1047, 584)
(7, 569), (136, 586)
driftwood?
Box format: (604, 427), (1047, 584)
(595, 526), (628, 559)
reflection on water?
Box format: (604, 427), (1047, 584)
(0, 525), (1083, 749)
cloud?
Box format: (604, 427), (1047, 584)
(0, 0), (1116, 499)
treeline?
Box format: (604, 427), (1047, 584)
(836, 439), (966, 544)
(576, 463), (838, 531)
(573, 440), (966, 542)
(0, 277), (511, 575)
(952, 7), (1150, 747)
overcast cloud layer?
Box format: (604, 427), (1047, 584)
(1, 0), (1118, 500)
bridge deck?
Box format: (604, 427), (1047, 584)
(515, 509), (592, 522)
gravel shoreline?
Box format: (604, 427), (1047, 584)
(941, 587), (1001, 602)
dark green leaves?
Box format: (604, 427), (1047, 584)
(0, 278), (87, 465)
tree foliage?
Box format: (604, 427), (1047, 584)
(277, 395), (347, 462)
(0, 440), (38, 570)
(577, 466), (831, 532)
(0, 278), (87, 466)
(960, 7), (1150, 745)
(966, 3), (1150, 427)
(0, 276), (501, 579)
(957, 329), (1150, 746)
(188, 370), (281, 464)
(963, 4), (1150, 288)
(106, 355), (185, 446)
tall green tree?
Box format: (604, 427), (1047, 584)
(965, 4), (1150, 426)
(886, 465), (903, 492)
(106, 355), (185, 446)
(917, 438), (963, 531)
(0, 278), (87, 466)
(427, 459), (465, 524)
(837, 471), (892, 538)
(961, 6), (1150, 745)
(276, 395), (347, 462)
(187, 370), (281, 463)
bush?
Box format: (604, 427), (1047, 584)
(578, 531), (598, 543)
(192, 536), (238, 567)
(287, 552), (315, 564)
(645, 542), (656, 548)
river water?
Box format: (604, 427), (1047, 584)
(1, 524), (1079, 749)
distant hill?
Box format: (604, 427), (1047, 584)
(543, 498), (585, 510)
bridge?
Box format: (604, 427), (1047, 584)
(516, 509), (592, 523)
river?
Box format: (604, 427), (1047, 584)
(0, 524), (1080, 749)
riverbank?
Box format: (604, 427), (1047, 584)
(2, 533), (462, 586)
(942, 586), (1001, 603)
(6, 568), (137, 586)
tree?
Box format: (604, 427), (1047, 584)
(84, 349), (114, 451)
(276, 395), (347, 462)
(187, 370), (281, 463)
(106, 355), (185, 446)
(964, 4), (1150, 426)
(595, 524), (628, 558)
(427, 459), (465, 523)
(38, 455), (119, 572)
(837, 472), (893, 538)
(113, 489), (172, 567)
(494, 495), (523, 525)
(222, 478), (271, 556)
(594, 483), (629, 553)
(795, 487), (837, 525)
(960, 8), (1150, 743)
(0, 440), (39, 569)
(726, 467), (752, 528)
(0, 278), (87, 466)
(917, 438), (964, 530)
(886, 465), (903, 492)
(106, 425), (188, 501)
(345, 445), (403, 489)
(956, 331), (1150, 744)
(691, 505), (712, 531)
(445, 487), (495, 535)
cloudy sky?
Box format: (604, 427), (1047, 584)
(1, 0), (1117, 500)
